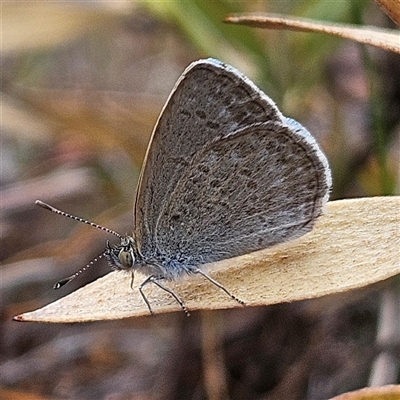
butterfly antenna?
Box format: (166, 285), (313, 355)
(53, 252), (106, 289)
(35, 200), (122, 238)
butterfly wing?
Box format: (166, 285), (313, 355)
(134, 60), (282, 251)
(134, 59), (331, 271)
(154, 120), (331, 267)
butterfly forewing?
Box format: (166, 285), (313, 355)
(134, 59), (283, 256)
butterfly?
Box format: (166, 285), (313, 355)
(37, 58), (331, 315)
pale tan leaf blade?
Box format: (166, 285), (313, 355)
(224, 13), (400, 54)
(14, 196), (400, 323)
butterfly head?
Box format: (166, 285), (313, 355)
(105, 235), (136, 270)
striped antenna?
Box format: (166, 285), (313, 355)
(53, 253), (106, 289)
(35, 200), (122, 238)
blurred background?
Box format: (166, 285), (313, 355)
(1, 1), (399, 399)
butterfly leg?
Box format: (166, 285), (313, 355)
(193, 269), (246, 306)
(138, 276), (156, 316)
(139, 275), (190, 317)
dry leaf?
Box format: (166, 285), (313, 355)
(374, 0), (400, 26)
(328, 384), (400, 399)
(3, 3), (116, 52)
(224, 13), (400, 54)
(14, 196), (400, 323)
(12, 87), (162, 167)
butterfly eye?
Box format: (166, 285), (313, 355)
(118, 248), (134, 268)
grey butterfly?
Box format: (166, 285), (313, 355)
(37, 58), (331, 315)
